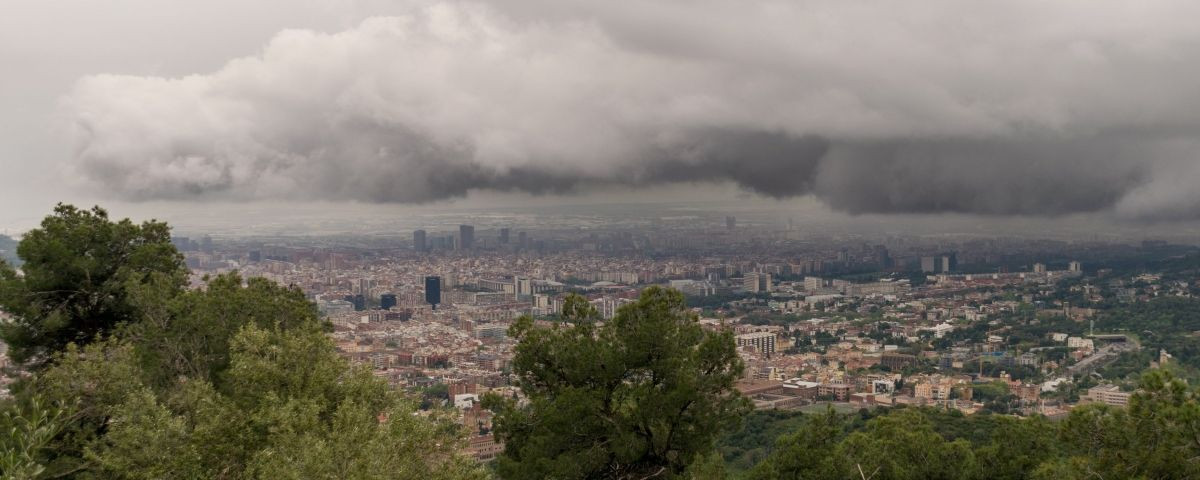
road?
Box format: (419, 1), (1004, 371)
(1068, 340), (1140, 375)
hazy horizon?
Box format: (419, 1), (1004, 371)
(6, 192), (1200, 245)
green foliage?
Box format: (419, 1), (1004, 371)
(970, 381), (1011, 403)
(31, 339), (147, 474)
(419, 383), (451, 410)
(973, 415), (1061, 479)
(717, 410), (807, 473)
(1095, 297), (1200, 370)
(836, 408), (977, 480)
(745, 409), (844, 479)
(748, 408), (1057, 480)
(748, 370), (1200, 479)
(29, 295), (484, 479)
(918, 408), (999, 446)
(683, 451), (728, 480)
(0, 397), (64, 480)
(79, 325), (484, 479)
(1041, 370), (1200, 479)
(0, 204), (184, 368)
(120, 272), (322, 388)
(684, 291), (768, 310)
(1096, 349), (1155, 384)
(486, 288), (752, 479)
(993, 313), (1079, 346)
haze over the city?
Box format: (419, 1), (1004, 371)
(5, 0), (1200, 235)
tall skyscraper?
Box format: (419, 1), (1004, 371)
(726, 216), (736, 230)
(499, 228), (510, 244)
(413, 229), (427, 252)
(425, 276), (442, 309)
(458, 225), (475, 250)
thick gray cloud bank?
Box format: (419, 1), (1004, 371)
(64, 1), (1200, 219)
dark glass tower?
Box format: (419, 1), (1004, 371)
(380, 293), (397, 310)
(424, 276), (441, 309)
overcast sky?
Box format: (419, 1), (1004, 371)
(4, 0), (1200, 232)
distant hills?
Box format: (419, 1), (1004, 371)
(0, 234), (18, 265)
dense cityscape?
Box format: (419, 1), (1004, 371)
(151, 212), (1200, 468)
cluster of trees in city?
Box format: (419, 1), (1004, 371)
(1096, 298), (1200, 365)
(2, 204), (1200, 479)
(1098, 248), (1200, 281)
(684, 291), (773, 310)
(1084, 297), (1200, 387)
(974, 296), (1200, 387)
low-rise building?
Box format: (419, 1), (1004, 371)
(1085, 384), (1132, 407)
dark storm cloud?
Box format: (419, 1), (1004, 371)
(62, 1), (1200, 219)
(637, 131), (831, 198)
(814, 137), (1151, 216)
